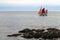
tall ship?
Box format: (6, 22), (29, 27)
(38, 7), (48, 16)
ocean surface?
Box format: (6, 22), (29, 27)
(0, 11), (60, 40)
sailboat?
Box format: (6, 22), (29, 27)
(38, 7), (48, 16)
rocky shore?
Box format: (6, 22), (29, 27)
(7, 28), (60, 39)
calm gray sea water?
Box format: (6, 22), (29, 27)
(0, 11), (60, 40)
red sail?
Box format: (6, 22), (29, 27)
(42, 8), (45, 13)
(38, 7), (42, 14)
(38, 7), (48, 16)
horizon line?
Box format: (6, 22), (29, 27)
(0, 10), (60, 11)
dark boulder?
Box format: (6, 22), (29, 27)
(21, 33), (33, 39)
(18, 28), (31, 33)
(7, 33), (21, 37)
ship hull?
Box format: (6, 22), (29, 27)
(39, 13), (47, 16)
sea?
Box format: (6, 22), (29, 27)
(0, 11), (60, 40)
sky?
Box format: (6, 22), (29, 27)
(0, 0), (60, 11)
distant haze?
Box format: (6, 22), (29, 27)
(0, 0), (60, 11)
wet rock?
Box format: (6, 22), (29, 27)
(31, 29), (36, 31)
(36, 29), (45, 32)
(18, 28), (31, 33)
(47, 28), (59, 31)
(21, 33), (33, 39)
(31, 29), (37, 34)
(7, 28), (60, 39)
(41, 28), (60, 39)
(7, 35), (13, 37)
(7, 33), (21, 37)
(33, 32), (42, 39)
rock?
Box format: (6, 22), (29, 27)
(21, 33), (33, 39)
(36, 29), (45, 32)
(7, 35), (13, 37)
(41, 28), (60, 39)
(47, 28), (59, 31)
(18, 28), (31, 33)
(7, 33), (21, 37)
(7, 28), (60, 39)
(33, 32), (42, 39)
